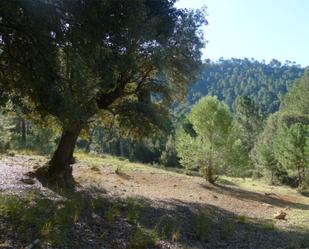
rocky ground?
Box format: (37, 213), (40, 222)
(0, 154), (309, 249)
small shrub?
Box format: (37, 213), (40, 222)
(236, 214), (248, 224)
(40, 221), (54, 238)
(0, 195), (23, 223)
(193, 212), (210, 242)
(26, 190), (38, 203)
(104, 203), (120, 225)
(0, 193), (88, 246)
(262, 220), (275, 230)
(220, 221), (235, 240)
(126, 198), (141, 223)
(53, 201), (81, 226)
(128, 227), (157, 249)
(153, 215), (180, 240)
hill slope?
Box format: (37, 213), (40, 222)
(0, 153), (308, 249)
(188, 59), (304, 114)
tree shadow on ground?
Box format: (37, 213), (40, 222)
(2, 175), (309, 249)
(200, 182), (309, 211)
(216, 178), (238, 186)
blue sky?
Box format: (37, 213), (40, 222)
(176, 0), (309, 67)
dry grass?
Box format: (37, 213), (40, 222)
(74, 152), (309, 235)
(1, 152), (309, 248)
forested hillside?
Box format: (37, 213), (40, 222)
(188, 58), (304, 114)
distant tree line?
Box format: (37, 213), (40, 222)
(190, 58), (304, 114)
(253, 71), (309, 193)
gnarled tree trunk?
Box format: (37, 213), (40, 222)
(47, 126), (81, 187)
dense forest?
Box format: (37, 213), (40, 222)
(189, 58), (304, 114)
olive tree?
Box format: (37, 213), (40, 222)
(0, 0), (207, 186)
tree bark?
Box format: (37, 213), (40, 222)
(206, 165), (215, 183)
(47, 126), (81, 187)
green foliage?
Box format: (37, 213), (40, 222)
(253, 111), (309, 186)
(0, 106), (61, 155)
(273, 123), (309, 186)
(282, 70), (309, 115)
(254, 72), (309, 187)
(128, 227), (157, 249)
(299, 176), (309, 196)
(193, 212), (211, 242)
(0, 195), (57, 243)
(104, 203), (120, 225)
(252, 113), (282, 182)
(159, 135), (180, 167)
(236, 214), (248, 224)
(129, 138), (162, 164)
(220, 221), (235, 240)
(0, 113), (14, 151)
(0, 0), (207, 174)
(176, 96), (246, 182)
(153, 215), (180, 240)
(262, 220), (275, 230)
(0, 192), (96, 246)
(14, 124), (57, 155)
(0, 195), (23, 222)
(235, 96), (264, 153)
(189, 58), (304, 115)
(126, 198), (142, 224)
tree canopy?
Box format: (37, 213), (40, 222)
(0, 0), (207, 186)
(188, 58), (304, 115)
(281, 70), (309, 115)
(253, 71), (309, 187)
(176, 96), (246, 182)
(235, 96), (264, 154)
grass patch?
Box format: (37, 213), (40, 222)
(220, 221), (235, 240)
(236, 214), (248, 224)
(0, 192), (92, 246)
(262, 220), (275, 230)
(153, 215), (181, 240)
(74, 151), (175, 175)
(104, 203), (120, 225)
(126, 198), (142, 224)
(193, 211), (211, 242)
(128, 227), (157, 249)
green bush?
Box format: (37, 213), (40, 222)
(128, 227), (157, 249)
(193, 212), (210, 242)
